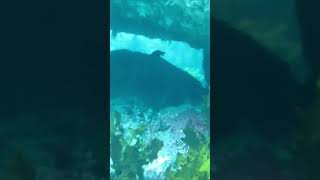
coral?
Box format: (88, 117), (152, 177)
(145, 139), (164, 162)
(111, 137), (163, 180)
(110, 98), (210, 179)
(110, 134), (122, 169)
(201, 87), (210, 127)
(110, 103), (165, 179)
(165, 140), (210, 180)
(110, 111), (123, 138)
(114, 145), (144, 179)
(110, 112), (115, 136)
(182, 126), (202, 149)
(162, 114), (210, 179)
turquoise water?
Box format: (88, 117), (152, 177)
(110, 0), (210, 179)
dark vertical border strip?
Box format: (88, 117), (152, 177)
(106, 0), (111, 178)
(210, 0), (214, 179)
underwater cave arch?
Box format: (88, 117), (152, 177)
(110, 29), (207, 88)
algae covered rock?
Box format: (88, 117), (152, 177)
(110, 0), (210, 48)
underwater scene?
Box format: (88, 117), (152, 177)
(0, 0), (108, 179)
(110, 0), (210, 179)
(213, 0), (320, 179)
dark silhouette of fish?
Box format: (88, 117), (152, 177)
(150, 50), (165, 57)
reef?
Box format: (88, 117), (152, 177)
(110, 97), (210, 179)
(110, 0), (210, 49)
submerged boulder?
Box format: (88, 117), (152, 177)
(110, 50), (206, 109)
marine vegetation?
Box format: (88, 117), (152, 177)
(110, 109), (164, 180)
(111, 137), (163, 180)
(110, 96), (210, 179)
(201, 86), (210, 126)
(110, 0), (210, 47)
(164, 110), (210, 180)
(165, 130), (210, 180)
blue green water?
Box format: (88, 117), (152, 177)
(109, 1), (210, 179)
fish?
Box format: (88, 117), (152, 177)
(150, 50), (165, 57)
